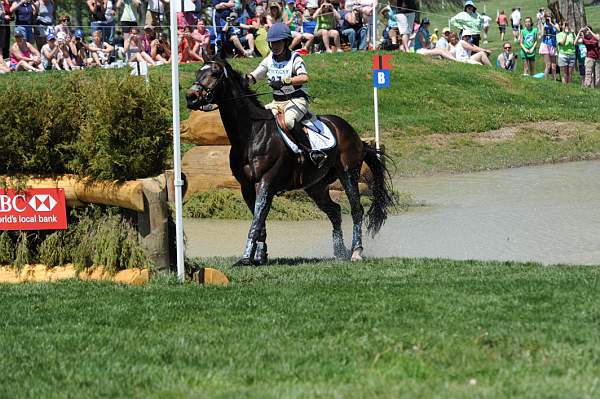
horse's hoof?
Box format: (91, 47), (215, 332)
(351, 248), (364, 262)
(232, 258), (254, 267)
(253, 243), (268, 265)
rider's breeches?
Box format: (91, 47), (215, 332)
(265, 97), (308, 130)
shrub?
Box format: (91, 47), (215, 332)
(0, 71), (172, 181)
(0, 232), (15, 264)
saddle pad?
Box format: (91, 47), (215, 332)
(276, 117), (337, 155)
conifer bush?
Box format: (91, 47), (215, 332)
(0, 71), (172, 180)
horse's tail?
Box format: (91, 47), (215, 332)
(363, 143), (396, 237)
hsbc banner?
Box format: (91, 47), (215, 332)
(0, 188), (68, 230)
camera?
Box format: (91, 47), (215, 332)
(226, 16), (234, 22)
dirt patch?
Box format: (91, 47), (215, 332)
(421, 121), (600, 147)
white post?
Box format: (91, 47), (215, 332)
(372, 7), (381, 151)
(169, 3), (186, 282)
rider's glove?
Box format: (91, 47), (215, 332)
(269, 79), (285, 90)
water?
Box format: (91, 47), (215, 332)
(185, 161), (600, 265)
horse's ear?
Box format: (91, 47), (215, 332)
(214, 50), (225, 62)
(203, 52), (216, 63)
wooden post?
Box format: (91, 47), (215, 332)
(137, 175), (171, 273)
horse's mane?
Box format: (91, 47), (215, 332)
(220, 60), (273, 119)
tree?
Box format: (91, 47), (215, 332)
(548, 0), (587, 31)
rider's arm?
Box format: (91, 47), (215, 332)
(248, 57), (270, 83)
(287, 56), (308, 85)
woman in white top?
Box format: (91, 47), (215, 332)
(87, 29), (114, 65)
(454, 29), (491, 65)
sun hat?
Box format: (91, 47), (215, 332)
(14, 26), (26, 37)
(442, 27), (451, 34)
(464, 0), (476, 11)
(57, 31), (67, 41)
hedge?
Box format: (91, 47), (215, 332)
(0, 70), (173, 181)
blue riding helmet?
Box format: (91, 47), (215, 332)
(74, 28), (84, 38)
(267, 23), (292, 42)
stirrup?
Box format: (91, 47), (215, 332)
(309, 150), (328, 168)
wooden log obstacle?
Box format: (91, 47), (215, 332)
(2, 175), (171, 273)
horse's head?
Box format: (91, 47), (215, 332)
(186, 60), (230, 111)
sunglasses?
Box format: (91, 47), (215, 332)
(504, 46), (511, 49)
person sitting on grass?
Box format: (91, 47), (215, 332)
(435, 27), (451, 50)
(9, 26), (44, 71)
(40, 32), (63, 70)
(56, 31), (77, 70)
(87, 30), (114, 66)
(453, 29), (491, 65)
(380, 5), (399, 50)
(125, 27), (156, 65)
(69, 28), (89, 68)
(0, 56), (10, 73)
(151, 32), (171, 64)
(313, 0), (342, 53)
(340, 5), (367, 51)
(223, 12), (256, 57)
(178, 25), (203, 63)
(496, 41), (517, 71)
(267, 1), (283, 27)
(413, 17), (457, 61)
(520, 16), (538, 76)
(192, 18), (211, 58)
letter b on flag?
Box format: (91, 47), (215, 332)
(373, 69), (390, 89)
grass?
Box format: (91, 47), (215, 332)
(181, 189), (415, 220)
(1, 257), (600, 398)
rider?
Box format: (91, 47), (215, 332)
(245, 22), (326, 166)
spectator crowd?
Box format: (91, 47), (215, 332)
(0, 0), (598, 87)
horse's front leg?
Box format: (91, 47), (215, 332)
(235, 182), (274, 266)
(240, 184), (268, 265)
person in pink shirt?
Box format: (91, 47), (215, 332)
(192, 17), (211, 57)
(496, 9), (507, 42)
(10, 26), (43, 71)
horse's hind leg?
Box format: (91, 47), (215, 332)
(340, 167), (364, 261)
(305, 183), (348, 260)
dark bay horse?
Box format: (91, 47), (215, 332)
(186, 59), (395, 265)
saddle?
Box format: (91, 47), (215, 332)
(276, 111), (311, 152)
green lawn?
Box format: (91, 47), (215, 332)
(1, 258), (600, 398)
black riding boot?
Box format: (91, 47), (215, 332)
(290, 123), (328, 168)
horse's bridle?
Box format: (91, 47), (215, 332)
(189, 62), (273, 113)
(190, 62), (228, 107)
